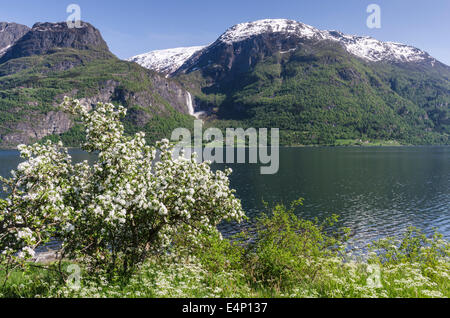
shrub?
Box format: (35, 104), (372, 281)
(0, 97), (245, 277)
(368, 226), (450, 267)
(239, 199), (351, 290)
(368, 226), (450, 296)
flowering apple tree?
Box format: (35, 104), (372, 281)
(0, 97), (245, 275)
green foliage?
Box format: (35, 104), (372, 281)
(369, 226), (450, 268)
(379, 63), (450, 135)
(175, 230), (246, 274)
(365, 227), (450, 298)
(123, 108), (194, 145)
(0, 264), (62, 298)
(240, 199), (350, 290)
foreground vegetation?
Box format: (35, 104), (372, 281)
(1, 98), (448, 298)
(1, 202), (448, 298)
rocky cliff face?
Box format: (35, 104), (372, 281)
(0, 21), (109, 63)
(0, 22), (30, 57)
(0, 69), (194, 146)
(1, 111), (72, 146)
(0, 75), (192, 146)
(150, 75), (193, 114)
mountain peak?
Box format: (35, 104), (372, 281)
(0, 21), (109, 63)
(217, 19), (432, 63)
(218, 19), (319, 44)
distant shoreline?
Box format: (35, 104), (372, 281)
(1, 144), (450, 151)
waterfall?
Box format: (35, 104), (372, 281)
(186, 92), (205, 119)
(186, 92), (195, 116)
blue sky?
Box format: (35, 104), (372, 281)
(1, 0), (449, 64)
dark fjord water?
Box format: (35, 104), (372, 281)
(1, 147), (449, 247)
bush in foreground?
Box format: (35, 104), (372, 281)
(0, 97), (245, 278)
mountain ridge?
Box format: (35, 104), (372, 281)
(130, 19), (444, 77)
(0, 19), (448, 147)
(128, 46), (207, 75)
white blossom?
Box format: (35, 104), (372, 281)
(0, 97), (245, 270)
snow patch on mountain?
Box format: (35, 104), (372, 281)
(0, 44), (12, 57)
(128, 46), (206, 75)
(324, 31), (430, 63)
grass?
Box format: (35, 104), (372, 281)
(1, 254), (448, 298)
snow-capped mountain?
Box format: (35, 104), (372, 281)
(128, 46), (206, 75)
(130, 19), (436, 76)
(217, 19), (318, 44)
(216, 19), (431, 63)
